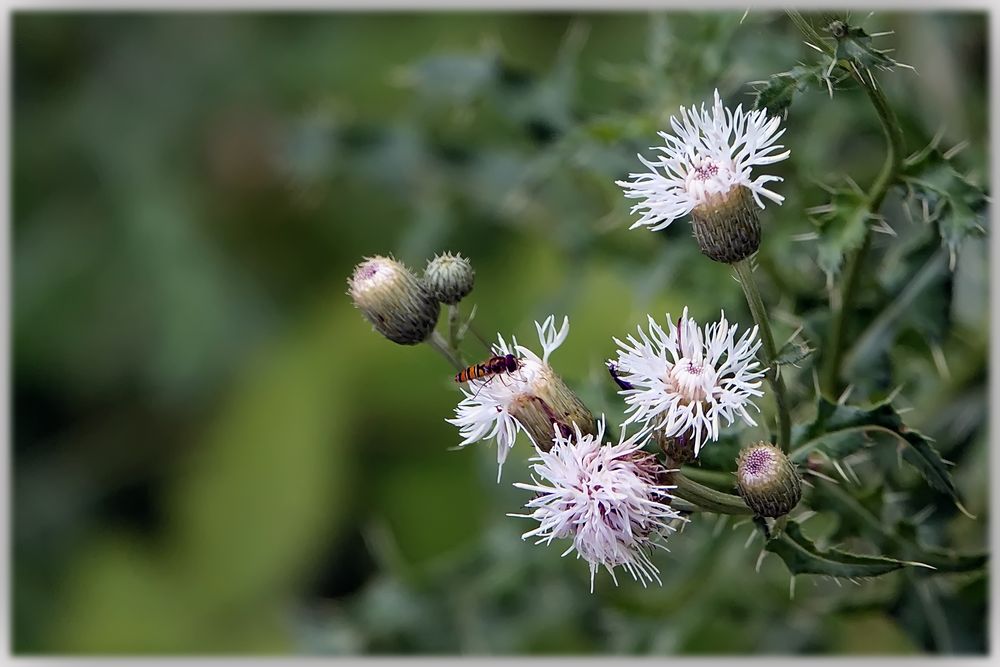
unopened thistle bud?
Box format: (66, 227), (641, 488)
(424, 252), (475, 305)
(348, 255), (439, 345)
(690, 185), (761, 263)
(735, 441), (801, 518)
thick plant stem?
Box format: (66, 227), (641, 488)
(672, 473), (753, 516)
(733, 259), (792, 453)
(820, 78), (904, 398)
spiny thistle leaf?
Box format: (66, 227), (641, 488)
(895, 522), (988, 574)
(808, 179), (870, 282)
(765, 521), (921, 578)
(750, 63), (826, 116)
(901, 148), (989, 270)
(829, 21), (902, 74)
(775, 335), (814, 367)
(790, 396), (970, 515)
(809, 482), (984, 574)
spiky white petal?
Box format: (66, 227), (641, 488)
(510, 418), (685, 592)
(617, 89), (790, 231)
(612, 307), (766, 454)
(447, 316), (570, 480)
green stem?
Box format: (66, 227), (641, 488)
(733, 259), (792, 453)
(819, 59), (905, 398)
(677, 466), (734, 491)
(427, 331), (464, 372)
(447, 304), (462, 353)
(672, 473), (753, 515)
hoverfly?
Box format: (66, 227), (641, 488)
(455, 353), (521, 385)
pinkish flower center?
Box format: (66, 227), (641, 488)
(743, 447), (775, 478)
(357, 262), (381, 281)
(693, 161), (719, 181)
(666, 357), (716, 404)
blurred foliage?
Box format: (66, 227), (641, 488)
(12, 9), (988, 655)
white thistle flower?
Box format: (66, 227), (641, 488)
(447, 316), (594, 481)
(616, 89), (790, 232)
(510, 418), (685, 592)
(612, 307), (766, 455)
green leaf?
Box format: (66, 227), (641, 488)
(808, 178), (871, 282)
(809, 482), (984, 574)
(775, 335), (813, 367)
(901, 150), (989, 269)
(750, 63), (825, 116)
(766, 521), (920, 578)
(831, 23), (901, 73)
(790, 396), (970, 515)
(843, 231), (952, 378)
(895, 522), (988, 574)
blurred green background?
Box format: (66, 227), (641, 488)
(12, 10), (988, 655)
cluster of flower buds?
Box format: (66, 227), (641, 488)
(347, 252), (475, 345)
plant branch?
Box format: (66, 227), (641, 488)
(427, 331), (465, 372)
(672, 472), (753, 515)
(733, 259), (792, 453)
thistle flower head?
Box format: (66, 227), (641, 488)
(510, 418), (685, 592)
(348, 255), (440, 345)
(611, 307), (766, 455)
(617, 89), (790, 234)
(447, 316), (595, 481)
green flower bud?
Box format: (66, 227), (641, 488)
(735, 441), (801, 518)
(690, 185), (761, 264)
(424, 252), (475, 305)
(348, 255), (439, 345)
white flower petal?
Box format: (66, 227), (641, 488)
(617, 90), (790, 232)
(511, 417), (685, 591)
(612, 309), (766, 452)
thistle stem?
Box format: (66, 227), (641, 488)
(672, 472), (753, 516)
(427, 331), (465, 372)
(447, 304), (462, 353)
(733, 259), (792, 453)
(818, 51), (905, 398)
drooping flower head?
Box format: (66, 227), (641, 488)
(616, 90), (790, 263)
(611, 307), (766, 456)
(347, 255), (440, 345)
(447, 316), (595, 481)
(510, 418), (685, 592)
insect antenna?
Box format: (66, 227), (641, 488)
(467, 374), (497, 403)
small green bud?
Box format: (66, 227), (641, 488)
(424, 252), (475, 305)
(735, 441), (801, 518)
(690, 185), (761, 264)
(348, 255), (440, 345)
